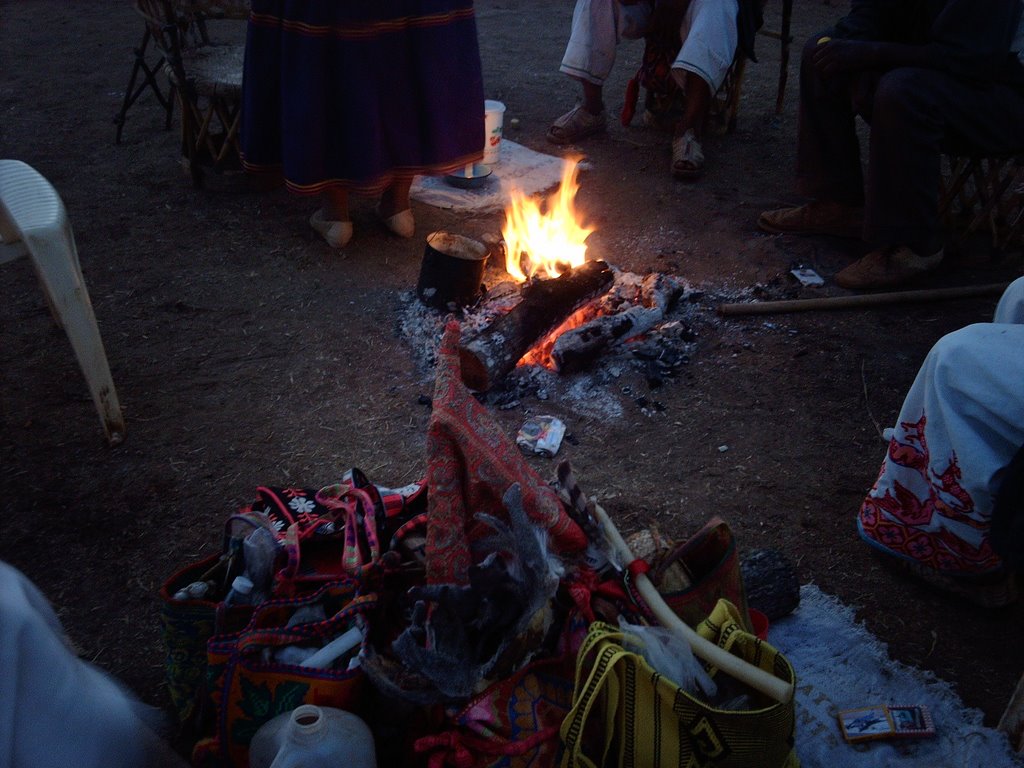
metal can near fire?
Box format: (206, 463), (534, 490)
(516, 416), (566, 458)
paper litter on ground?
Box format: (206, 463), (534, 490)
(769, 584), (1022, 766)
(411, 139), (579, 214)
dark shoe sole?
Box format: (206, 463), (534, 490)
(873, 551), (1018, 608)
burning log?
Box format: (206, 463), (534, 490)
(458, 259), (614, 391)
(551, 273), (685, 373)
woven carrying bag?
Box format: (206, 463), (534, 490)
(560, 600), (799, 768)
(159, 554), (255, 726)
(648, 517), (754, 633)
(413, 653), (578, 768)
(193, 579), (376, 768)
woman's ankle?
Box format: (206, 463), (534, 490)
(321, 189), (349, 221)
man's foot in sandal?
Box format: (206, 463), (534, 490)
(671, 129), (704, 181)
(547, 105), (606, 145)
(758, 200), (863, 238)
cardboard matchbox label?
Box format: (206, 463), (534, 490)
(837, 704), (936, 743)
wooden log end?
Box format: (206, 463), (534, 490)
(458, 344), (493, 392)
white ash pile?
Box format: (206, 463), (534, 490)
(397, 265), (707, 419)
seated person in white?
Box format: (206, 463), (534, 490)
(0, 560), (187, 768)
(856, 277), (1024, 607)
(548, 0), (759, 180)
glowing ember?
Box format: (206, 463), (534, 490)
(518, 303), (598, 368)
(503, 158), (593, 282)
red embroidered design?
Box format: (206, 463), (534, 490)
(858, 412), (1000, 574)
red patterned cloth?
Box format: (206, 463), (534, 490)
(425, 321), (587, 585)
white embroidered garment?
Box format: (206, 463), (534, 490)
(857, 277), (1024, 573)
(559, 0), (738, 91)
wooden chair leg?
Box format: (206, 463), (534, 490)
(114, 26), (174, 144)
(775, 0), (793, 115)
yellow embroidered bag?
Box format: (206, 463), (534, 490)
(560, 600), (799, 768)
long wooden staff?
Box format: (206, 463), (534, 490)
(717, 283), (1009, 316)
(590, 502), (795, 704)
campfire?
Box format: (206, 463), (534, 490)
(455, 160), (692, 392)
(503, 158), (592, 282)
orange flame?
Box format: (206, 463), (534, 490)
(503, 158), (592, 282)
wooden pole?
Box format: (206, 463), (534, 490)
(717, 283), (1010, 317)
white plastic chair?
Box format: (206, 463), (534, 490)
(0, 159), (126, 445)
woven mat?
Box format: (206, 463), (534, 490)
(769, 585), (1022, 766)
(411, 140), (577, 214)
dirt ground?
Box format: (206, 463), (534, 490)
(2, 0), (1023, 743)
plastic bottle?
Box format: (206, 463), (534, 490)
(249, 705), (376, 768)
(223, 575), (254, 606)
(173, 580), (213, 601)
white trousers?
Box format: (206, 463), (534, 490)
(559, 0), (739, 92)
(857, 277), (1024, 574)
(0, 561), (184, 768)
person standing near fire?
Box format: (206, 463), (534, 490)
(758, 0), (1024, 289)
(241, 2), (485, 249)
(546, 0), (762, 180)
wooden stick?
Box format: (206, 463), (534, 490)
(717, 283), (1010, 317)
(591, 502), (794, 704)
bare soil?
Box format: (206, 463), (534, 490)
(2, 0), (1022, 741)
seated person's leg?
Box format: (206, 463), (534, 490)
(860, 68), (947, 262)
(837, 67), (1024, 290)
(857, 321), (1024, 605)
(995, 276), (1024, 324)
(669, 0), (737, 119)
(757, 33), (865, 236)
(550, 0), (652, 144)
(665, 0), (738, 180)
(0, 561), (188, 767)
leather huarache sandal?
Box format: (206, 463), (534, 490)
(757, 200), (863, 238)
(671, 129), (704, 181)
(546, 105), (606, 145)
(835, 245), (943, 290)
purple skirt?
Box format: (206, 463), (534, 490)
(241, 1), (485, 194)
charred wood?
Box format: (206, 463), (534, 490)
(551, 273), (685, 373)
(458, 260), (614, 391)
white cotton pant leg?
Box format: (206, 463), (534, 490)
(995, 274), (1024, 323)
(559, 0), (652, 85)
(0, 561), (183, 768)
(671, 0), (739, 93)
(857, 276), (1024, 573)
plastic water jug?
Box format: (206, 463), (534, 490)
(249, 704), (376, 768)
